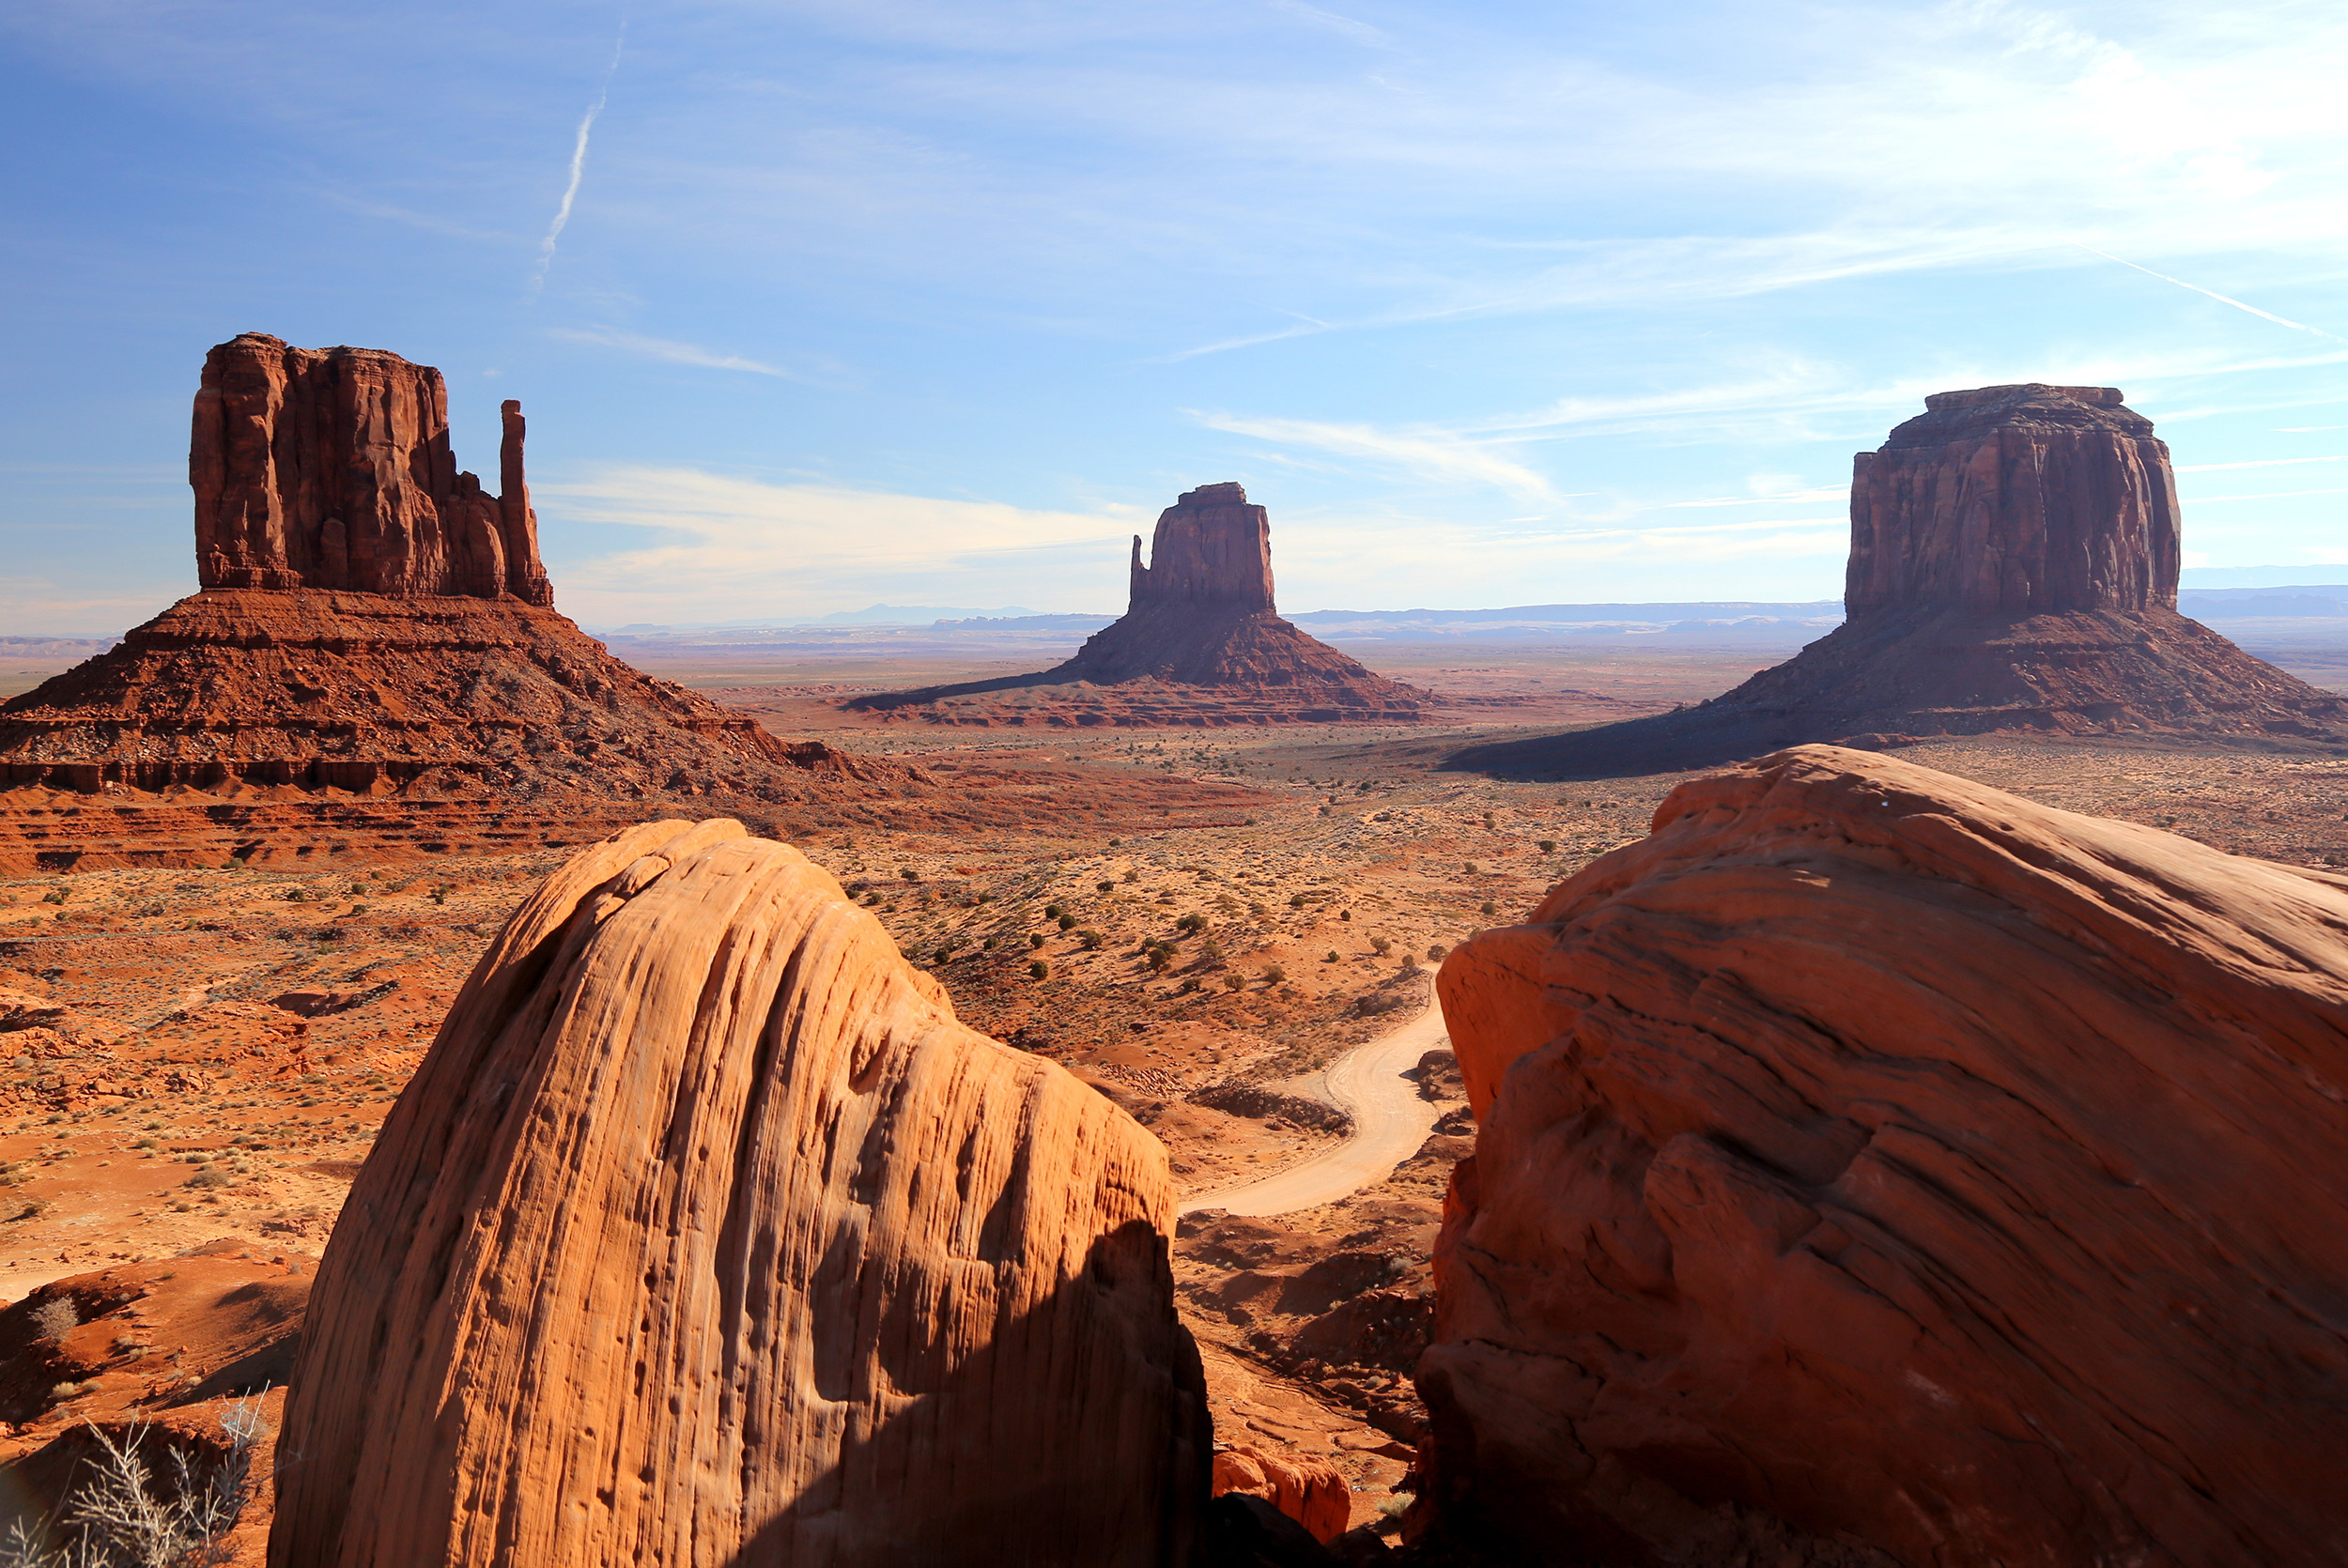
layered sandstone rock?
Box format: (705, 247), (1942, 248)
(270, 819), (1208, 1568)
(1212, 1446), (1351, 1545)
(1419, 745), (2348, 1565)
(847, 484), (1432, 726)
(1457, 386), (2348, 776)
(193, 333), (551, 605)
(0, 335), (936, 823)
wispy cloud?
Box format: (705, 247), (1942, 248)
(2073, 243), (2344, 343)
(529, 24), (626, 299)
(1190, 410), (1556, 499)
(548, 327), (807, 379)
(537, 467), (1149, 622)
(2174, 454), (2348, 472)
(1667, 485), (1849, 508)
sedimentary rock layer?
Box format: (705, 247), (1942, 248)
(848, 484), (1431, 725)
(193, 333), (551, 605)
(269, 819), (1207, 1568)
(0, 590), (853, 799)
(1421, 745), (2348, 1565)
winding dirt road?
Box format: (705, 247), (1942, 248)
(1177, 1001), (1451, 1217)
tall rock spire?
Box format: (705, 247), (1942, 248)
(1126, 482), (1276, 614)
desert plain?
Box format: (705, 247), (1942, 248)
(9, 624), (2348, 1543)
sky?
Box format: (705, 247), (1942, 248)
(4, 0), (2348, 633)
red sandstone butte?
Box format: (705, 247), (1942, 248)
(193, 333), (551, 605)
(1454, 384), (2348, 776)
(1418, 744), (2348, 1566)
(0, 334), (925, 819)
(846, 484), (1432, 726)
(269, 820), (1208, 1568)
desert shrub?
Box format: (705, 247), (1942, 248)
(1289, 893), (1306, 909)
(184, 1166), (230, 1191)
(1426, 944), (1447, 961)
(1043, 902), (1064, 918)
(1260, 963), (1287, 985)
(32, 1298), (77, 1342)
(1095, 881), (1115, 893)
(1221, 974), (1245, 992)
(1076, 929), (1105, 951)
(1027, 961), (1048, 980)
(1323, 950), (1339, 963)
(1479, 900), (1496, 915)
(1122, 869), (1139, 884)
(0, 1397), (266, 1568)
(1174, 913), (1207, 935)
(1145, 946), (1174, 973)
(1027, 933), (1045, 949)
(1537, 838), (1557, 853)
(1369, 936), (1392, 956)
(1056, 913), (1077, 930)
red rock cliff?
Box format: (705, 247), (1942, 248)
(191, 333), (552, 605)
(1846, 383), (2180, 618)
(1419, 746), (2348, 1565)
(1127, 482), (1276, 613)
(269, 819), (1207, 1568)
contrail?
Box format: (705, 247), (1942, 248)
(2073, 241), (2342, 343)
(530, 24), (627, 299)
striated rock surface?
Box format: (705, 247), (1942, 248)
(1455, 386), (2348, 776)
(846, 484), (1433, 726)
(269, 819), (1208, 1568)
(193, 333), (551, 605)
(1419, 745), (2348, 1566)
(1212, 1445), (1352, 1545)
(0, 589), (860, 799)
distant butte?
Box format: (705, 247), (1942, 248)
(845, 483), (1436, 726)
(1454, 383), (2348, 776)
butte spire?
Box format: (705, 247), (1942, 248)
(1457, 383), (2348, 776)
(849, 483), (1432, 726)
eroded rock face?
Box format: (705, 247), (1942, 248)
(269, 820), (1207, 1568)
(1126, 482), (1277, 614)
(848, 484), (1431, 725)
(1847, 383), (2178, 617)
(1449, 387), (2348, 776)
(1211, 1445), (1351, 1545)
(193, 333), (552, 605)
(1419, 746), (2348, 1566)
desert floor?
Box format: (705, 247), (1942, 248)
(8, 635), (2348, 1530)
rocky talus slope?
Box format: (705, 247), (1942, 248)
(268, 818), (1208, 1568)
(1459, 384), (2348, 776)
(1420, 744), (2348, 1565)
(848, 484), (1433, 726)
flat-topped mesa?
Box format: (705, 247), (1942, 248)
(1847, 382), (2179, 619)
(191, 332), (553, 606)
(1127, 482), (1276, 613)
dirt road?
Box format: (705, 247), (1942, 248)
(1177, 1001), (1450, 1217)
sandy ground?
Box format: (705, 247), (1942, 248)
(11, 634), (2348, 1543)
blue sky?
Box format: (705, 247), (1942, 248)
(5, 0), (2347, 633)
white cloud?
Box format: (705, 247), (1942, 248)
(1188, 410), (1557, 499)
(547, 328), (809, 380)
(537, 467), (1150, 623)
(2174, 454), (2348, 471)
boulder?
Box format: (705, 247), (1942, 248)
(1212, 1444), (1352, 1544)
(1453, 386), (2348, 776)
(269, 819), (1207, 1568)
(1420, 745), (2348, 1565)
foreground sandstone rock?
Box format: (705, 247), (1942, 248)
(270, 819), (1207, 1567)
(1423, 746), (2348, 1565)
(1458, 385), (2348, 775)
(848, 484), (1433, 726)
